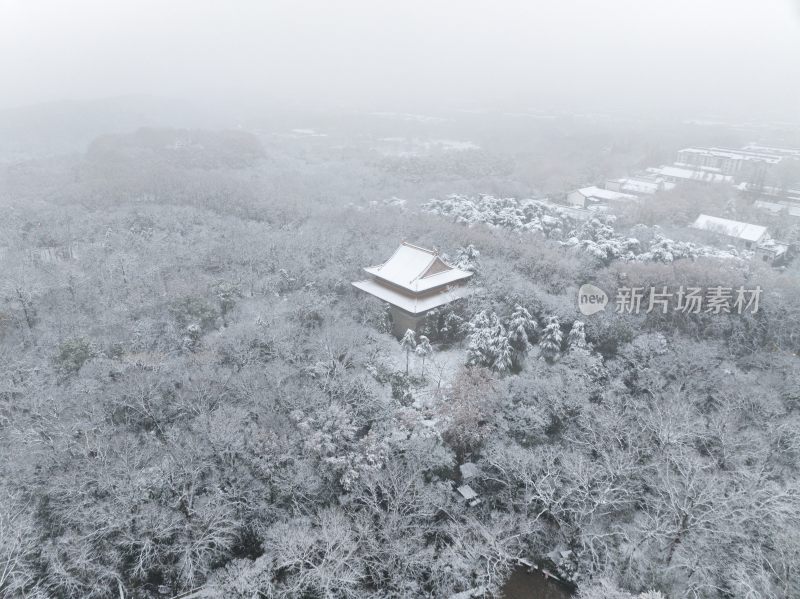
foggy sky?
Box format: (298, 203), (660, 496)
(2, 0), (800, 120)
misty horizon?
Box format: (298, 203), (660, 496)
(3, 0), (800, 122)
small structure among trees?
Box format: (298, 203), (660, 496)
(689, 213), (768, 249)
(566, 186), (638, 210)
(353, 242), (474, 337)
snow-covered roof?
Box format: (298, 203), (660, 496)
(553, 204), (594, 220)
(674, 163), (724, 174)
(606, 177), (675, 195)
(647, 166), (733, 183)
(754, 200), (784, 213)
(456, 484), (478, 500)
(754, 200), (800, 218)
(363, 242), (473, 292)
(678, 147), (783, 164)
(352, 278), (473, 314)
(575, 186), (638, 202)
(742, 144), (800, 158)
(690, 214), (768, 242)
(753, 186), (800, 204)
(756, 238), (788, 255)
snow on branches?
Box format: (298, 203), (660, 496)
(425, 194), (744, 265)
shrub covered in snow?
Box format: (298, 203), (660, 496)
(424, 194), (572, 237)
(466, 307), (542, 372)
(425, 194), (745, 265)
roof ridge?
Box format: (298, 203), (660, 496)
(419, 256), (459, 280)
(401, 241), (437, 255)
(379, 244), (404, 268)
(409, 254), (439, 285)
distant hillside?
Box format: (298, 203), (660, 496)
(0, 95), (214, 161)
(86, 127), (265, 170)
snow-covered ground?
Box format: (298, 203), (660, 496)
(381, 339), (466, 409)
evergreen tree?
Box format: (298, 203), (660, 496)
(567, 320), (587, 351)
(491, 330), (514, 372)
(466, 312), (513, 372)
(539, 315), (563, 362)
(455, 244), (480, 272)
(505, 305), (537, 370)
(507, 305), (537, 353)
(415, 335), (432, 377)
(400, 329), (416, 375)
(466, 325), (494, 369)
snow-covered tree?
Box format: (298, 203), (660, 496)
(578, 580), (666, 599)
(491, 332), (514, 373)
(466, 312), (514, 372)
(0, 497), (37, 597)
(441, 310), (466, 342)
(454, 244), (480, 272)
(468, 309), (495, 332)
(183, 322), (202, 352)
(441, 367), (495, 457)
(423, 195), (581, 241)
(212, 280), (242, 325)
(54, 337), (96, 374)
(400, 329), (416, 374)
(424, 194), (745, 266)
(567, 320), (587, 351)
(507, 305), (537, 353)
(415, 335), (432, 377)
(420, 305), (467, 343)
(466, 325), (496, 369)
(504, 305), (537, 370)
(539, 316), (562, 362)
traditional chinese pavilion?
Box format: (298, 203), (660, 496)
(352, 242), (473, 337)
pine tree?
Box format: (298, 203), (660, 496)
(466, 325), (494, 369)
(415, 335), (432, 377)
(466, 313), (513, 372)
(507, 305), (537, 353)
(567, 320), (587, 351)
(441, 311), (465, 342)
(468, 310), (494, 331)
(455, 244), (480, 272)
(539, 315), (563, 362)
(491, 328), (514, 372)
(466, 311), (496, 368)
(400, 329), (416, 375)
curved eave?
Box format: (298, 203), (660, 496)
(363, 267), (473, 292)
(352, 279), (473, 315)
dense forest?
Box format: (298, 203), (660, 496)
(2, 120), (800, 599)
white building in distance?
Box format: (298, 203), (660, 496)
(647, 165), (733, 185)
(754, 200), (800, 219)
(741, 144), (800, 159)
(606, 176), (675, 195)
(567, 186), (638, 209)
(676, 147), (783, 176)
(690, 214), (769, 249)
